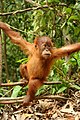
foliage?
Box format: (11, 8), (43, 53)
(11, 86), (22, 98)
(0, 0), (80, 97)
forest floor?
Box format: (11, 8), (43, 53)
(0, 91), (80, 120)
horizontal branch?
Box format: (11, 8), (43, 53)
(0, 81), (62, 87)
(0, 3), (67, 16)
(0, 95), (72, 104)
(0, 81), (28, 87)
(44, 81), (62, 85)
(0, 5), (49, 16)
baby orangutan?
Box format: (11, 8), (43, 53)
(0, 21), (80, 106)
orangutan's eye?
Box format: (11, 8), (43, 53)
(35, 44), (37, 48)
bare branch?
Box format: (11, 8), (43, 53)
(0, 81), (61, 87)
(0, 4), (67, 16)
(0, 5), (49, 16)
(44, 81), (62, 85)
(0, 95), (72, 104)
(0, 81), (28, 87)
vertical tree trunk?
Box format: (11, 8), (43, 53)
(1, 0), (9, 81)
(3, 34), (9, 80)
(0, 0), (2, 82)
(0, 30), (2, 83)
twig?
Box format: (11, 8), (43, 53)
(10, 25), (27, 33)
(0, 95), (72, 104)
(0, 81), (61, 87)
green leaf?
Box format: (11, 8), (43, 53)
(57, 86), (67, 93)
(69, 58), (76, 65)
(74, 27), (80, 36)
(52, 88), (55, 94)
(34, 26), (39, 32)
(74, 3), (80, 10)
(63, 7), (72, 14)
(48, 0), (59, 3)
(0, 93), (3, 96)
(65, 8), (72, 14)
(68, 15), (79, 21)
(62, 63), (69, 75)
(67, 21), (75, 29)
(48, 0), (54, 3)
(78, 60), (80, 67)
(40, 17), (46, 27)
(61, 21), (66, 29)
(50, 70), (54, 77)
(71, 84), (80, 90)
(17, 58), (29, 63)
(11, 86), (22, 98)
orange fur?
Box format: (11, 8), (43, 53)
(0, 22), (80, 105)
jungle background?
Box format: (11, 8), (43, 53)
(0, 0), (80, 119)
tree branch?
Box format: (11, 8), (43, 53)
(0, 5), (49, 16)
(0, 95), (72, 104)
(0, 3), (67, 16)
(0, 81), (62, 87)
